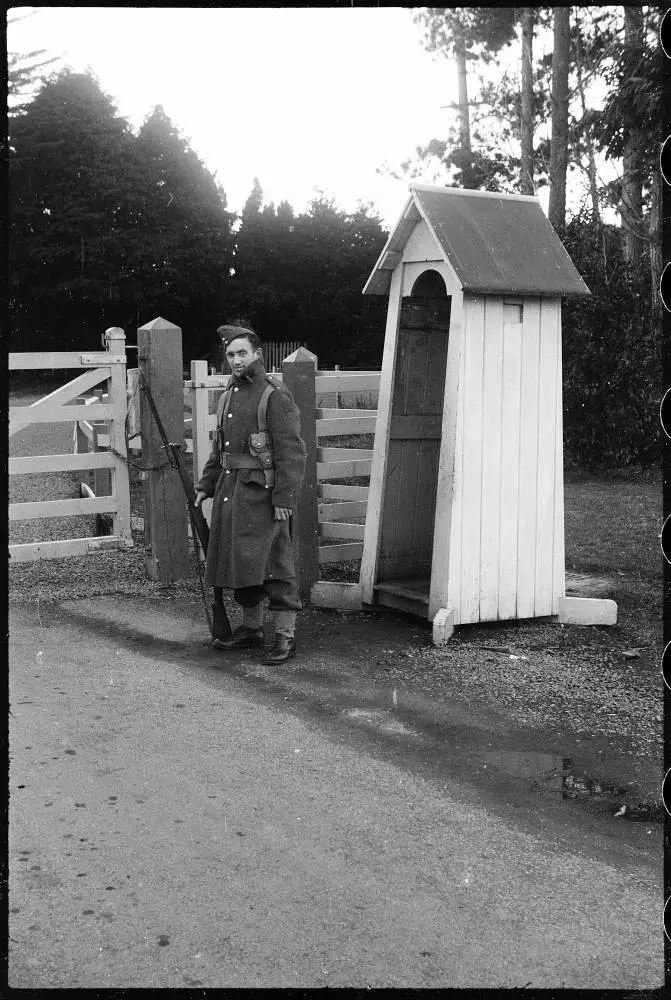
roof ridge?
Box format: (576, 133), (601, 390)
(410, 183), (539, 204)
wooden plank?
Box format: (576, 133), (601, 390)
(429, 290), (464, 621)
(360, 265), (403, 601)
(9, 352), (116, 370)
(183, 374), (234, 389)
(374, 578), (430, 601)
(516, 297), (541, 618)
(318, 541), (364, 563)
(317, 460), (372, 479)
(317, 408), (377, 419)
(389, 414), (441, 439)
(318, 484), (369, 500)
(9, 535), (133, 562)
(9, 452), (117, 474)
(282, 347), (320, 601)
(190, 360), (211, 490)
(318, 447), (373, 462)
(126, 368), (141, 438)
(105, 328), (132, 544)
(534, 300), (560, 616)
(19, 367), (111, 420)
(138, 318), (190, 580)
(552, 311), (566, 611)
(319, 521), (365, 541)
(316, 415), (376, 437)
(378, 438), (403, 577)
(497, 321), (523, 620)
(412, 438), (439, 569)
(10, 403), (113, 431)
(315, 373), (380, 394)
(318, 500), (367, 520)
(479, 297), (504, 621)
(310, 581), (362, 610)
(459, 296), (485, 623)
(10, 496), (120, 520)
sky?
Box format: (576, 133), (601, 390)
(8, 6), (612, 228)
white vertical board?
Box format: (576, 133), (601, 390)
(359, 264), (404, 602)
(428, 290), (464, 620)
(497, 321), (523, 619)
(479, 298), (504, 621)
(534, 300), (561, 615)
(443, 308), (467, 625)
(459, 296), (485, 623)
(190, 359), (215, 527)
(516, 298), (541, 618)
(552, 305), (566, 610)
(106, 334), (132, 545)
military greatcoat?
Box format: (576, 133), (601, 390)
(196, 358), (306, 590)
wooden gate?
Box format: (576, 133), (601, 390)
(9, 328), (133, 561)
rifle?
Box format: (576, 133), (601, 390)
(138, 369), (231, 639)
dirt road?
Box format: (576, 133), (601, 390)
(8, 596), (662, 989)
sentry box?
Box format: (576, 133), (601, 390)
(357, 184), (615, 643)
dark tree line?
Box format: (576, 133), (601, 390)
(8, 70), (387, 367)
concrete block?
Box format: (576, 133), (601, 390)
(558, 596), (617, 626)
(310, 581), (362, 610)
(432, 607), (455, 646)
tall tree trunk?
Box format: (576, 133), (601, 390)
(519, 8), (535, 194)
(648, 167), (662, 317)
(574, 13), (601, 224)
(454, 19), (471, 157)
(621, 6), (644, 265)
(548, 7), (570, 229)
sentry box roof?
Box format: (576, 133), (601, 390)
(363, 184), (590, 298)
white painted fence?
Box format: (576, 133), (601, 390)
(9, 329), (133, 561)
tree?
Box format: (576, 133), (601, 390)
(394, 7), (517, 189)
(9, 72), (235, 354)
(130, 104), (235, 351)
(7, 9), (58, 114)
(231, 188), (388, 366)
(548, 7), (570, 229)
(519, 8), (535, 195)
(9, 70), (140, 349)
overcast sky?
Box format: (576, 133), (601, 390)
(9, 6), (608, 227)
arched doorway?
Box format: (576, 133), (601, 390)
(375, 268), (452, 609)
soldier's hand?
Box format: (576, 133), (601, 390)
(194, 490), (208, 509)
(274, 506), (291, 521)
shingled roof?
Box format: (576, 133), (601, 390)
(363, 184), (590, 297)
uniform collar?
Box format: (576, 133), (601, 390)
(230, 358), (266, 386)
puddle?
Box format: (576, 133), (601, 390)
(343, 707), (417, 737)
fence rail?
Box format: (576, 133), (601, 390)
(9, 331), (133, 562)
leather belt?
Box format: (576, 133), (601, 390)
(220, 452), (262, 470)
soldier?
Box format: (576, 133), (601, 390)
(194, 322), (306, 664)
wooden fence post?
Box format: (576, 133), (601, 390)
(282, 347), (320, 603)
(138, 317), (190, 581)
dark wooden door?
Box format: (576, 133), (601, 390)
(377, 296), (451, 581)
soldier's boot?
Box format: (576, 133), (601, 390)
(213, 602), (264, 650)
(261, 611), (297, 664)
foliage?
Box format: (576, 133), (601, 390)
(8, 71), (235, 355)
(561, 216), (660, 469)
(230, 186), (388, 367)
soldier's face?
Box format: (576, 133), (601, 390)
(225, 337), (262, 375)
